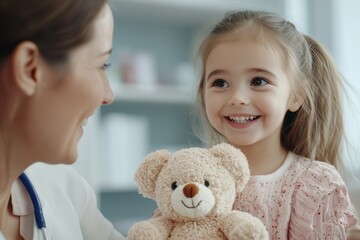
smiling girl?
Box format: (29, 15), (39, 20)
(195, 10), (358, 239)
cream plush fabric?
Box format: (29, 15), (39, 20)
(127, 143), (268, 240)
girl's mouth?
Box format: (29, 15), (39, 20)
(227, 115), (260, 124)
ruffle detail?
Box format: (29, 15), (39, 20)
(289, 160), (357, 239)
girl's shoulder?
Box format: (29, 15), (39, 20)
(288, 153), (358, 234)
(247, 152), (347, 200)
(249, 151), (341, 185)
(290, 152), (355, 215)
(290, 152), (345, 191)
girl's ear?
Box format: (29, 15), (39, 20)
(11, 41), (41, 96)
(288, 94), (303, 112)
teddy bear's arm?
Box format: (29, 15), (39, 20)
(221, 210), (269, 240)
(127, 217), (174, 240)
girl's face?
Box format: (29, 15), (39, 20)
(204, 38), (296, 149)
(18, 4), (114, 164)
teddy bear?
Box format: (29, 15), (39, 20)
(127, 143), (268, 240)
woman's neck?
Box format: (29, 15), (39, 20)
(0, 179), (12, 231)
(0, 154), (13, 231)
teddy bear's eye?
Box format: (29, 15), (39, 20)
(171, 181), (178, 190)
(204, 180), (210, 187)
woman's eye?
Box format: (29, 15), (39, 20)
(101, 62), (112, 70)
(251, 77), (268, 86)
(212, 79), (229, 88)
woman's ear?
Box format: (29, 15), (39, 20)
(11, 41), (41, 96)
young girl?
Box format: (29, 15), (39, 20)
(195, 10), (358, 239)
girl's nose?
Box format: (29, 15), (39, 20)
(102, 78), (114, 105)
(229, 90), (250, 106)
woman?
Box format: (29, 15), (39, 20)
(0, 0), (124, 239)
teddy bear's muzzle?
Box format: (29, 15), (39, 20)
(171, 182), (216, 218)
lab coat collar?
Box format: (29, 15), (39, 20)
(9, 179), (36, 240)
(11, 178), (33, 216)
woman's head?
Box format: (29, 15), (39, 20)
(0, 0), (107, 64)
(0, 0), (114, 167)
(196, 10), (344, 166)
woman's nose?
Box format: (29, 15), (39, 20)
(102, 78), (114, 105)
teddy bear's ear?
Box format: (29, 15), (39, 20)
(210, 143), (250, 192)
(135, 149), (171, 199)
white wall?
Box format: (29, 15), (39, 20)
(284, 0), (309, 34)
(332, 0), (360, 214)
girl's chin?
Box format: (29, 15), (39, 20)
(222, 135), (258, 147)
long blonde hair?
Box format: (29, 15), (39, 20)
(195, 10), (345, 169)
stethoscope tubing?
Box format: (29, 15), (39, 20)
(19, 172), (49, 239)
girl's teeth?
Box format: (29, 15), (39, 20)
(229, 116), (257, 124)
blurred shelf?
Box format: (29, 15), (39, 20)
(114, 84), (196, 104)
(109, 0), (285, 26)
(99, 188), (157, 235)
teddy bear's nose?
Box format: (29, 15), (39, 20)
(183, 183), (199, 198)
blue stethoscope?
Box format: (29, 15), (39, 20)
(19, 173), (49, 240)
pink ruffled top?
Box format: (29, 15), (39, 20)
(233, 152), (358, 239)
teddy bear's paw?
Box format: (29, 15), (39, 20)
(127, 221), (162, 240)
(229, 223), (268, 240)
(229, 230), (268, 240)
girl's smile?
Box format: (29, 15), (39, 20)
(225, 115), (261, 129)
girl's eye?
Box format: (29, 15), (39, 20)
(101, 62), (112, 70)
(212, 79), (229, 88)
(251, 77), (268, 86)
(171, 182), (178, 190)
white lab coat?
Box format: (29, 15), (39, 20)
(6, 163), (125, 240)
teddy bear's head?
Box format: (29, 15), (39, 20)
(135, 143), (250, 221)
